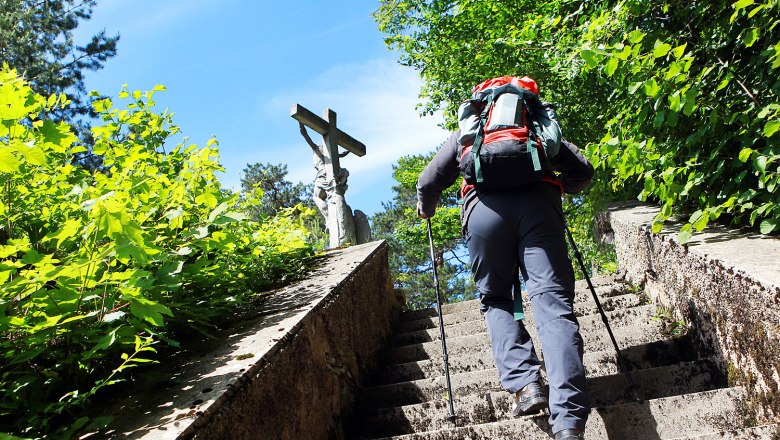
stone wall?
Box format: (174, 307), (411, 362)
(101, 240), (399, 439)
(603, 202), (780, 421)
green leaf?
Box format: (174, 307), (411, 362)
(690, 210), (709, 230)
(213, 211), (248, 225)
(764, 120), (780, 138)
(733, 0), (754, 11)
(116, 239), (149, 265)
(672, 43), (687, 59)
(129, 297), (173, 327)
(16, 143), (47, 165)
(195, 192), (218, 209)
(21, 249), (44, 265)
(760, 219), (779, 234)
(748, 4), (766, 18)
(46, 219), (82, 247)
(741, 28), (759, 47)
(661, 202), (673, 219)
(207, 202), (230, 223)
(653, 111), (666, 127)
(677, 224), (693, 244)
(0, 147), (21, 172)
(756, 156), (768, 172)
(738, 148), (753, 162)
(71, 417), (90, 432)
(605, 57), (619, 77)
(91, 326), (124, 352)
(102, 311), (126, 322)
(644, 78), (661, 97)
(717, 72), (733, 91)
(669, 92), (681, 112)
(580, 50), (599, 68)
(628, 30), (645, 44)
(682, 88), (698, 116)
(652, 41), (672, 58)
(106, 211), (124, 236)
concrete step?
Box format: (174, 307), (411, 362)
(587, 359), (723, 407)
(352, 386), (747, 439)
(395, 308), (483, 336)
(398, 275), (630, 322)
(574, 273), (623, 291)
(393, 293), (644, 343)
(670, 424), (780, 439)
(350, 388), (546, 438)
(369, 334), (697, 387)
(358, 359), (722, 411)
(383, 305), (663, 364)
(585, 386), (747, 439)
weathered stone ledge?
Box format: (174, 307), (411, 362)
(99, 240), (398, 439)
(603, 202), (780, 421)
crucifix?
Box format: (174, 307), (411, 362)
(291, 104), (370, 248)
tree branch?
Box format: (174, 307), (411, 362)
(716, 55), (760, 107)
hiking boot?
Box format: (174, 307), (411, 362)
(512, 381), (547, 416)
(554, 428), (584, 440)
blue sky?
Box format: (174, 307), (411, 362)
(74, 0), (449, 216)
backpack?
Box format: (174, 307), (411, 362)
(456, 76), (562, 190)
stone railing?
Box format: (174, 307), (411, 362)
(603, 202), (780, 421)
(99, 240), (399, 439)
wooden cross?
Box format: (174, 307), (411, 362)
(290, 104), (366, 185)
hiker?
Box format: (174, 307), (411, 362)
(416, 76), (594, 440)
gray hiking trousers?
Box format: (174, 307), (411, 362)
(464, 183), (589, 433)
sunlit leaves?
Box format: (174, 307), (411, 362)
(575, 0), (780, 239)
(0, 147), (20, 172)
(0, 68), (316, 437)
(765, 120), (780, 138)
(652, 40), (672, 58)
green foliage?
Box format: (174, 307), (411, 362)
(0, 67), (315, 437)
(579, 0), (780, 240)
(653, 306), (689, 338)
(0, 0), (119, 136)
(240, 162), (311, 218)
(373, 0), (608, 143)
(372, 152), (475, 309)
(240, 162), (326, 247)
(375, 0), (780, 250)
(374, 0), (618, 277)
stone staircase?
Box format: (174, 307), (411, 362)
(344, 276), (780, 439)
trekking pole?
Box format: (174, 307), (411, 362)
(426, 218), (457, 419)
(560, 214), (640, 398)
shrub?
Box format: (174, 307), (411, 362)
(0, 66), (316, 437)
